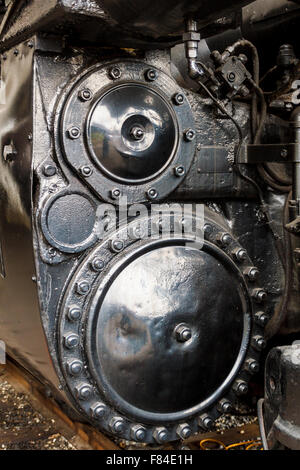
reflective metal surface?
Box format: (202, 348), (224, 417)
(92, 244), (246, 417)
(88, 84), (177, 183)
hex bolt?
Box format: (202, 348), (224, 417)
(173, 93), (185, 105)
(216, 232), (231, 247)
(245, 267), (259, 281)
(78, 89), (93, 101)
(245, 359), (260, 375)
(146, 188), (158, 200)
(67, 126), (81, 139)
(109, 67), (122, 80)
(80, 166), (93, 177)
(110, 239), (125, 253)
(67, 360), (83, 376)
(252, 335), (266, 351)
(43, 164), (57, 177)
(176, 423), (192, 440)
(218, 399), (233, 414)
(131, 425), (146, 442)
(145, 69), (158, 81)
(203, 224), (213, 236)
(174, 165), (186, 177)
(130, 126), (145, 141)
(254, 311), (270, 327)
(90, 403), (107, 419)
(67, 307), (82, 322)
(110, 188), (122, 200)
(253, 289), (267, 303)
(233, 380), (248, 396)
(153, 427), (168, 444)
(110, 417), (125, 434)
(91, 258), (105, 272)
(198, 414), (214, 430)
(76, 384), (93, 401)
(64, 334), (79, 350)
(76, 281), (90, 296)
(174, 324), (192, 343)
(184, 128), (196, 142)
(233, 247), (247, 262)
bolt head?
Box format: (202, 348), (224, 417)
(76, 384), (93, 401)
(247, 359), (259, 374)
(110, 417), (125, 434)
(67, 307), (82, 322)
(67, 360), (83, 376)
(64, 334), (79, 350)
(227, 72), (236, 82)
(67, 126), (81, 139)
(146, 188), (158, 200)
(203, 224), (213, 236)
(246, 267), (259, 281)
(174, 165), (186, 177)
(110, 239), (124, 253)
(90, 403), (106, 419)
(234, 248), (247, 262)
(78, 89), (93, 101)
(234, 380), (248, 396)
(91, 258), (105, 272)
(145, 69), (158, 81)
(184, 128), (196, 142)
(253, 336), (266, 351)
(254, 289), (267, 303)
(217, 232), (231, 246)
(131, 425), (146, 442)
(173, 93), (184, 105)
(43, 164), (57, 177)
(110, 188), (121, 199)
(80, 166), (93, 177)
(199, 415), (214, 430)
(153, 427), (168, 443)
(255, 312), (270, 327)
(175, 324), (192, 343)
(281, 148), (288, 158)
(218, 399), (232, 414)
(177, 423), (191, 439)
(76, 281), (90, 295)
(109, 67), (122, 80)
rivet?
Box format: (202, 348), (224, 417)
(218, 399), (233, 414)
(90, 403), (107, 419)
(252, 335), (266, 351)
(174, 165), (186, 177)
(131, 425), (146, 442)
(76, 281), (90, 295)
(145, 69), (158, 81)
(91, 258), (105, 272)
(67, 126), (81, 139)
(146, 188), (158, 200)
(245, 359), (260, 374)
(43, 164), (57, 177)
(253, 289), (267, 303)
(109, 67), (122, 80)
(153, 427), (168, 444)
(78, 89), (93, 101)
(254, 311), (270, 327)
(233, 380), (248, 396)
(76, 384), (93, 401)
(110, 417), (125, 434)
(233, 248), (247, 262)
(110, 239), (124, 253)
(176, 423), (191, 439)
(67, 360), (83, 376)
(198, 414), (214, 430)
(110, 188), (121, 200)
(244, 267), (259, 281)
(67, 306), (82, 322)
(184, 128), (196, 142)
(64, 334), (79, 350)
(173, 93), (184, 105)
(80, 166), (93, 177)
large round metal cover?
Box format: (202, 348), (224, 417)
(87, 84), (177, 183)
(90, 244), (249, 420)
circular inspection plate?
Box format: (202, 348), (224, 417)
(57, 212), (269, 443)
(58, 60), (196, 204)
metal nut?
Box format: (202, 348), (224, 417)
(67, 126), (81, 139)
(109, 67), (122, 80)
(145, 69), (158, 81)
(67, 360), (83, 376)
(184, 128), (196, 142)
(67, 307), (82, 322)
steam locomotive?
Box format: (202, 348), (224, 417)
(0, 0), (299, 449)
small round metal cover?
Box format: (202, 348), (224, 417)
(87, 240), (251, 423)
(87, 84), (177, 183)
(58, 61), (196, 204)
